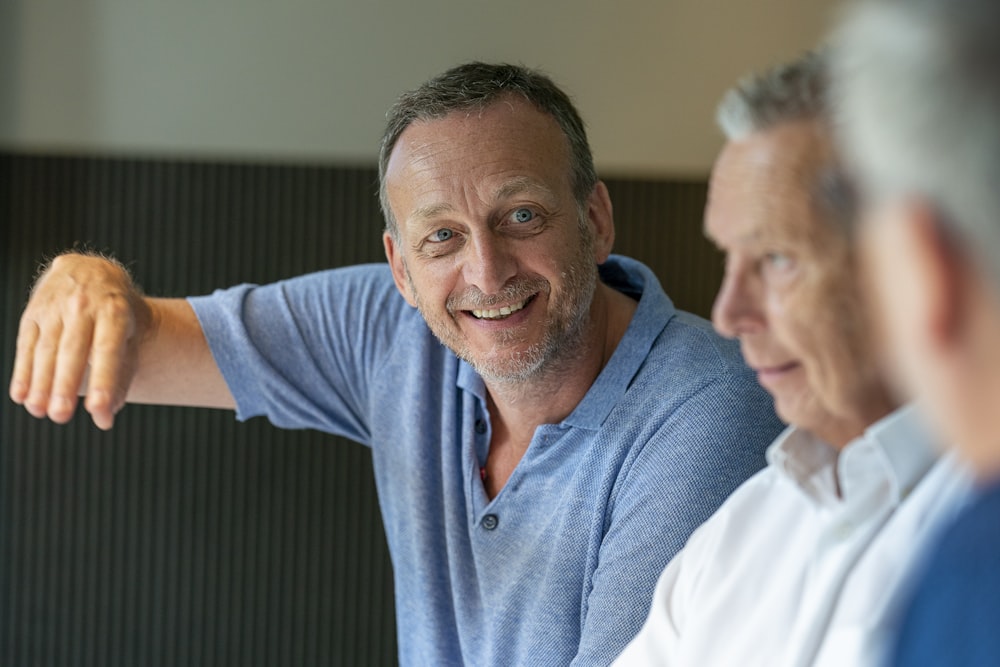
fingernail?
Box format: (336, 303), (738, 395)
(9, 380), (26, 401)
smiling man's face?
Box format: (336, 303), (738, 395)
(381, 96), (606, 384)
(705, 120), (891, 446)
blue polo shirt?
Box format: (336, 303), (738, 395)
(189, 255), (782, 666)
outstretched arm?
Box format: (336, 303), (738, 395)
(9, 252), (234, 430)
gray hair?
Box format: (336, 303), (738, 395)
(834, 0), (1000, 285)
(716, 51), (829, 141)
(717, 51), (857, 230)
(377, 62), (598, 237)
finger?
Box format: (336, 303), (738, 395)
(9, 316), (40, 404)
(24, 317), (64, 419)
(83, 300), (135, 430)
(47, 313), (95, 424)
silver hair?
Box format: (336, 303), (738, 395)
(717, 51), (857, 229)
(834, 0), (1000, 284)
(716, 51), (829, 141)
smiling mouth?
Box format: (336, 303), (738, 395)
(469, 296), (533, 320)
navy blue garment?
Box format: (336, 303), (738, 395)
(892, 477), (1000, 666)
(190, 255), (784, 666)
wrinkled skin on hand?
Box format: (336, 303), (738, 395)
(9, 253), (152, 430)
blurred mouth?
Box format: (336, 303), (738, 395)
(753, 361), (800, 387)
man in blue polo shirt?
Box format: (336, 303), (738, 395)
(9, 63), (782, 664)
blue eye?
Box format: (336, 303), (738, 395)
(431, 228), (454, 243)
(512, 208), (535, 223)
(764, 252), (793, 270)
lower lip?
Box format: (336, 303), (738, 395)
(755, 363), (800, 387)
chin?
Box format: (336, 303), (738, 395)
(773, 395), (821, 432)
(471, 355), (547, 385)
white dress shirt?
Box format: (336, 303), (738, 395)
(614, 406), (971, 667)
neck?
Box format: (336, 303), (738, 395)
(818, 387), (898, 452)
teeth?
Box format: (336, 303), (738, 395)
(472, 298), (528, 320)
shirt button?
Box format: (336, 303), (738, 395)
(475, 419), (487, 435)
(482, 514), (499, 530)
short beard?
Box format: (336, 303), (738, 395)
(469, 259), (594, 386)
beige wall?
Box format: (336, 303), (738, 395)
(1, 0), (841, 176)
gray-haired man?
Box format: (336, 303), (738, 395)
(835, 1), (1000, 664)
(615, 51), (970, 667)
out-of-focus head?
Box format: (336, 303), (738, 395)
(706, 51), (895, 448)
(378, 62), (598, 239)
(835, 0), (1000, 475)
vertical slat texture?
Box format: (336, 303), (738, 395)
(604, 176), (721, 318)
(0, 153), (718, 667)
(0, 153), (395, 667)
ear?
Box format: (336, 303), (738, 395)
(383, 231), (418, 307)
(898, 200), (966, 350)
(585, 181), (616, 264)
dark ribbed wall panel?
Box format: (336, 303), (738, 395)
(604, 177), (718, 317)
(0, 152), (718, 667)
(0, 153), (395, 667)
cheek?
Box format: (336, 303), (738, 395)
(774, 279), (854, 381)
(408, 262), (458, 311)
(862, 220), (918, 377)
(764, 285), (813, 355)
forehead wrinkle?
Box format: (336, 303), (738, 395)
(410, 201), (455, 223)
(714, 137), (836, 250)
(493, 175), (558, 203)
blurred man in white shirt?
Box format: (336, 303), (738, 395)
(614, 51), (970, 667)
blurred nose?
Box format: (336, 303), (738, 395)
(464, 232), (518, 296)
(712, 258), (764, 339)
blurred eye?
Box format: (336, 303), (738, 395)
(430, 228), (454, 243)
(511, 208), (535, 223)
(764, 252), (793, 271)
(760, 252), (799, 285)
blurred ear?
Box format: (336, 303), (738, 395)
(383, 232), (417, 307)
(585, 181), (615, 264)
(898, 201), (965, 350)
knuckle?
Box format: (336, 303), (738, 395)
(33, 334), (59, 355)
(64, 290), (91, 317)
(99, 292), (135, 321)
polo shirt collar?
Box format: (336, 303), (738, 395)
(564, 256), (674, 430)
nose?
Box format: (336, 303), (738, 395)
(712, 259), (764, 339)
(463, 232), (518, 295)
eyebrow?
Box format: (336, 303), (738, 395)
(410, 202), (455, 222)
(409, 177), (559, 224)
(493, 176), (558, 203)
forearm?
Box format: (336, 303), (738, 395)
(126, 297), (234, 409)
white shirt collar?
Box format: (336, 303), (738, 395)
(766, 405), (938, 509)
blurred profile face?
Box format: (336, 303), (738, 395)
(381, 97), (610, 384)
(706, 120), (892, 447)
(856, 201), (929, 405)
(860, 197), (1000, 477)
